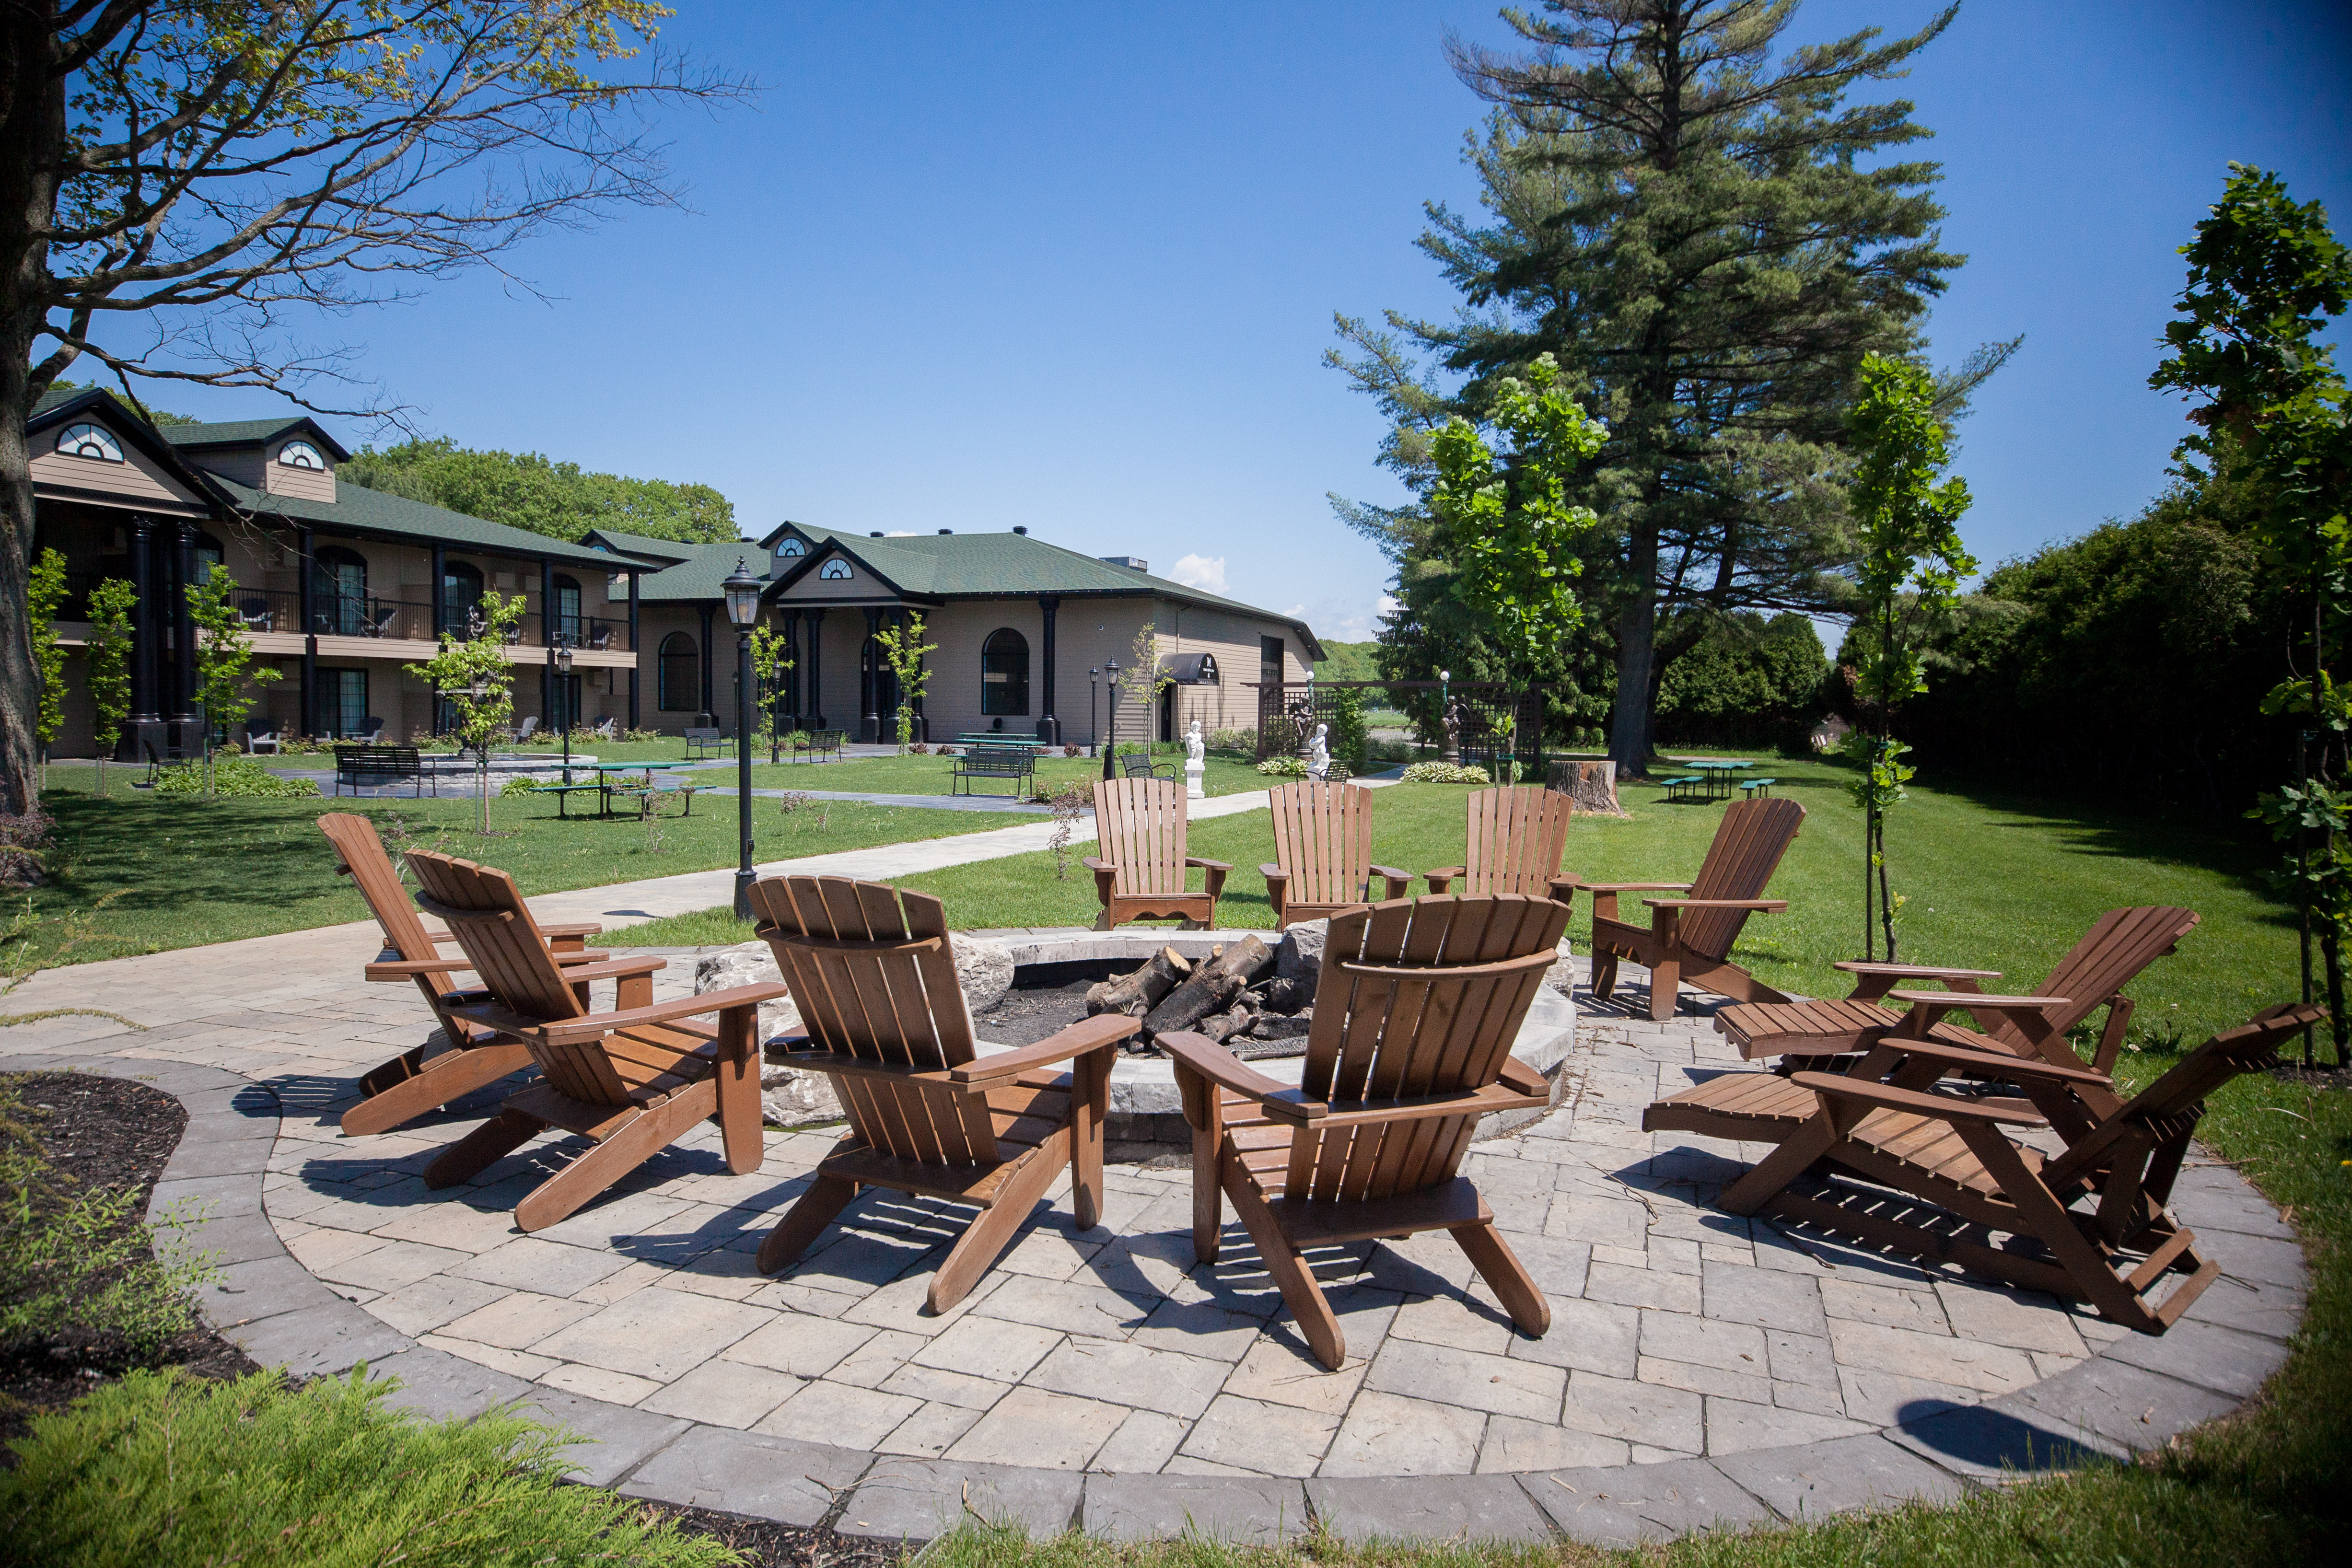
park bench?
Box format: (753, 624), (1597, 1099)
(951, 743), (1036, 797)
(1661, 774), (1704, 801)
(1739, 777), (1777, 797)
(683, 725), (733, 759)
(792, 729), (846, 762)
(333, 744), (432, 797)
(1116, 750), (1175, 783)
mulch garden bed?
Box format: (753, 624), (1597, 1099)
(0, 1071), (262, 1451)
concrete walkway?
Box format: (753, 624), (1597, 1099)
(0, 793), (2308, 1546)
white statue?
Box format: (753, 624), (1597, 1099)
(1307, 723), (1330, 781)
(1183, 718), (1207, 800)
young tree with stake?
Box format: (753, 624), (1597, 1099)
(25, 551), (68, 790)
(85, 580), (137, 799)
(186, 573), (283, 796)
(1842, 354), (1975, 962)
(406, 595), (525, 834)
(871, 615), (936, 754)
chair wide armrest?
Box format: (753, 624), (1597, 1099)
(550, 955), (669, 985)
(1833, 960), (2001, 981)
(1160, 1030), (1323, 1118)
(1423, 866), (1464, 894)
(1082, 856), (1117, 873)
(1792, 1071), (2049, 1127)
(1370, 865), (1416, 898)
(1185, 856), (1233, 872)
(1879, 1034), (2113, 1087)
(1887, 989), (2062, 1014)
(365, 957), (472, 980)
(1258, 863), (1289, 883)
(1644, 897), (1788, 912)
(1572, 882), (1692, 894)
(950, 1013), (1140, 1088)
(532, 981), (789, 1046)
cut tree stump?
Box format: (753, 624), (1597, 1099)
(1145, 935), (1273, 1036)
(1548, 759), (1626, 817)
(1086, 947), (1192, 1017)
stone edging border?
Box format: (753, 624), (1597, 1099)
(8, 1050), (2312, 1549)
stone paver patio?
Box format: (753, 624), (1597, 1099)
(0, 845), (2309, 1545)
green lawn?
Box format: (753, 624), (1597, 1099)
(10, 767), (1001, 969)
(744, 751), (1270, 798)
(633, 758), (2300, 1049)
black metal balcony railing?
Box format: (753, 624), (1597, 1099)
(437, 606), (629, 652)
(50, 581), (632, 654)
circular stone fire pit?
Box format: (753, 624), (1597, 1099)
(964, 927), (1577, 1158)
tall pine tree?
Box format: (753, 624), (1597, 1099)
(1339, 1), (2008, 770)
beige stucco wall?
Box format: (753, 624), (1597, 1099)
(262, 440), (337, 502)
(31, 418), (208, 513)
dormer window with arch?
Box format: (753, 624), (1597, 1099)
(57, 423), (123, 462)
(277, 439), (326, 470)
(776, 536), (807, 559)
(819, 558), (853, 581)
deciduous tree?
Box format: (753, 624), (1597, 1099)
(406, 592), (526, 833)
(186, 572), (282, 795)
(1, 1), (744, 816)
(85, 578), (137, 798)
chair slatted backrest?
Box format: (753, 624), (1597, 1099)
(1268, 781), (1376, 909)
(1461, 787), (1574, 897)
(1096, 777), (1188, 898)
(1286, 895), (1570, 1205)
(1676, 796), (1807, 962)
(749, 875), (999, 1168)
(406, 851), (629, 1107)
(318, 813), (440, 965)
(2042, 1002), (2319, 1193)
(2004, 907), (2201, 1049)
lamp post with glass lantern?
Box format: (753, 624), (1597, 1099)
(554, 640), (574, 784)
(1087, 668), (1100, 758)
(723, 559), (762, 919)
(1101, 659), (1121, 781)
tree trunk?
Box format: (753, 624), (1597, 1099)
(1086, 947), (1191, 1017)
(0, 10), (65, 820)
(1145, 936), (1273, 1036)
(1607, 518), (1661, 777)
(1547, 759), (1625, 816)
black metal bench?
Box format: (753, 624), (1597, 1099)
(952, 743), (1036, 797)
(683, 726), (733, 759)
(334, 745), (432, 797)
(1117, 751), (1175, 783)
(792, 729), (846, 762)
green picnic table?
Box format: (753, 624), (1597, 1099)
(575, 761), (691, 819)
(1685, 758), (1756, 801)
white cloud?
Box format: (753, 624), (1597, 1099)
(1168, 553), (1229, 593)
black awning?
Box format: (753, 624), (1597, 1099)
(1158, 651), (1219, 685)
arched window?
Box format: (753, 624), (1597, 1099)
(442, 559), (483, 635)
(981, 628), (1029, 716)
(552, 575), (582, 644)
(818, 557), (853, 581)
(56, 422), (123, 462)
(277, 439), (326, 470)
(312, 546), (368, 635)
(659, 632), (698, 711)
(776, 536), (806, 559)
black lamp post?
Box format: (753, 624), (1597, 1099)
(1101, 659), (1121, 781)
(554, 640), (574, 785)
(722, 558), (762, 919)
(1087, 667), (1099, 758)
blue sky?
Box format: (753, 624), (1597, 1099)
(120, 1), (2349, 647)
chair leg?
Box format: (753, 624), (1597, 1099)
(929, 1142), (1064, 1314)
(757, 1173), (860, 1273)
(1070, 1046), (1109, 1231)
(714, 1008), (763, 1175)
(1590, 951), (1619, 999)
(423, 1105), (546, 1190)
(1191, 1089), (1225, 1266)
(1647, 949), (1683, 1021)
(1452, 1220), (1550, 1337)
(344, 1040), (534, 1137)
(515, 1091), (711, 1232)
(1224, 1162), (1344, 1371)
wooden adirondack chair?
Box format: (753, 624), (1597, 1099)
(1259, 781), (1414, 929)
(1563, 795), (1805, 1022)
(1646, 906), (2199, 1150)
(1421, 785), (1578, 901)
(407, 851), (785, 1231)
(321, 813), (606, 1136)
(747, 875), (1141, 1311)
(1163, 894), (1569, 1370)
(1085, 777), (1232, 930)
(1715, 1002), (2324, 1333)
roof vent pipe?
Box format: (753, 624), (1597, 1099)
(1013, 526), (1027, 535)
(938, 528), (952, 534)
(869, 530), (883, 537)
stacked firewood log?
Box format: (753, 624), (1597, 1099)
(1083, 936), (1314, 1056)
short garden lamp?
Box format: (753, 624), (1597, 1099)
(553, 641), (575, 784)
(722, 558), (763, 918)
(1101, 659), (1121, 781)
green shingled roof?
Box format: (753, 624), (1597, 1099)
(582, 528), (704, 565)
(211, 475), (638, 571)
(160, 417), (349, 459)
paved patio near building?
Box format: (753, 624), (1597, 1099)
(0, 842), (2308, 1546)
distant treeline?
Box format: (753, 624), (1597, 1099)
(342, 438), (736, 546)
